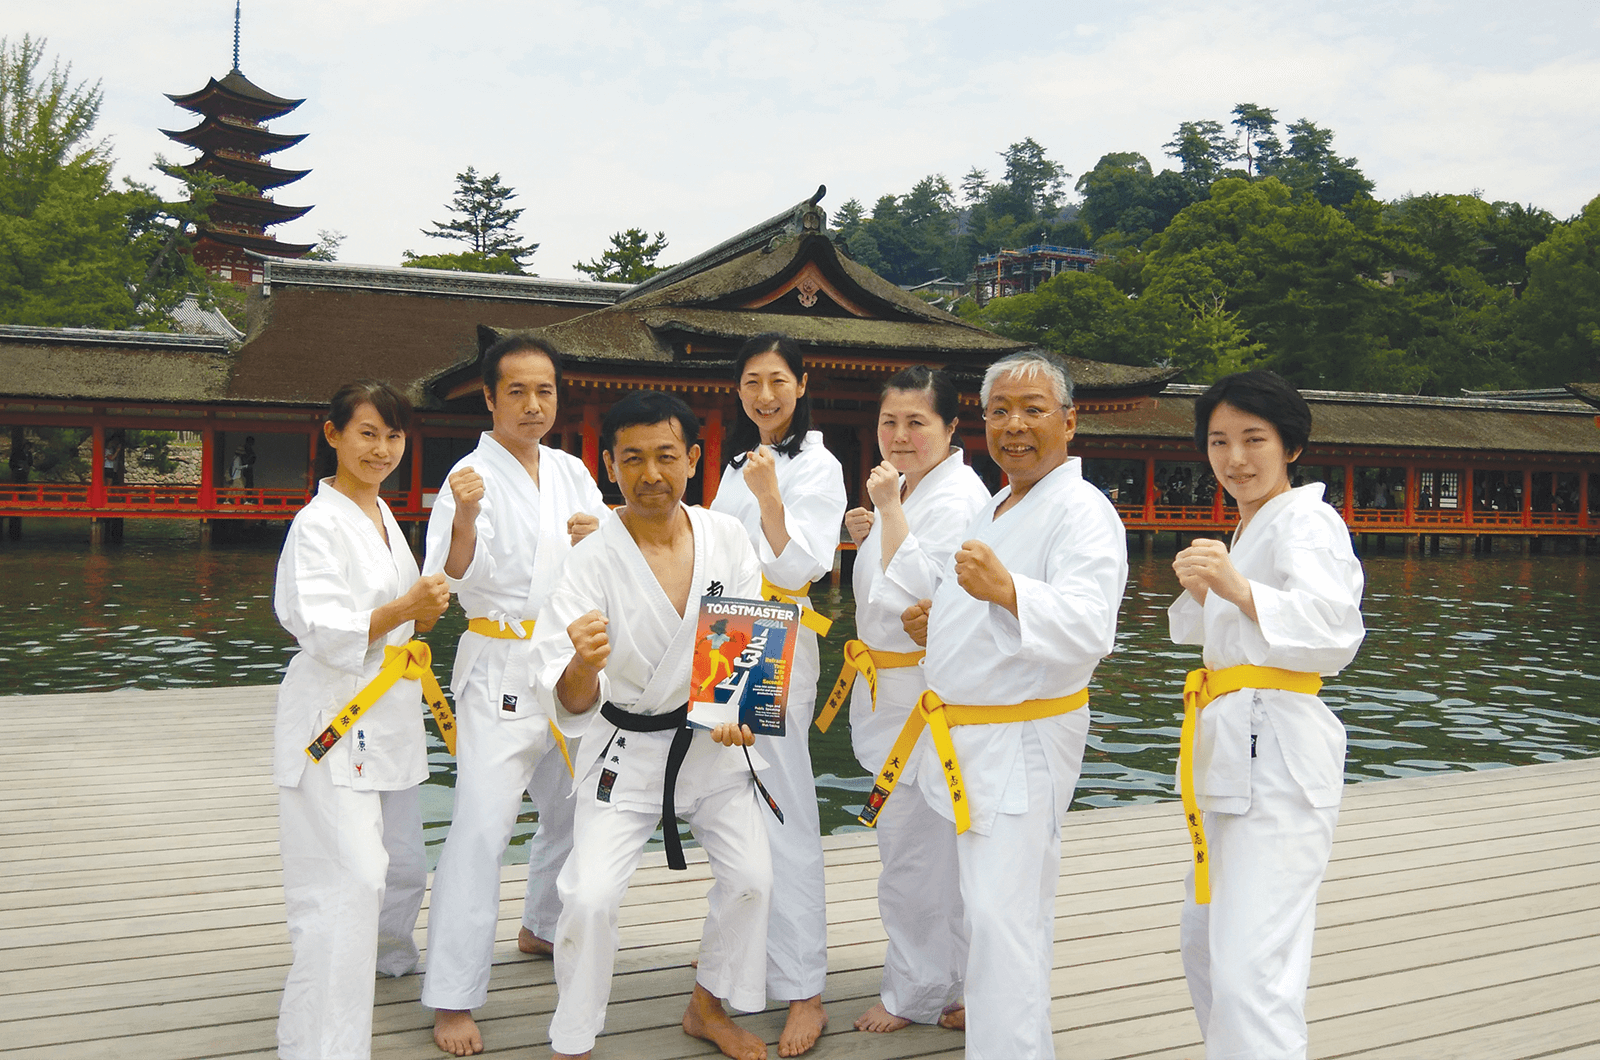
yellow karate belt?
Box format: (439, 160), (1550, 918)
(464, 616), (572, 776)
(1180, 665), (1322, 905)
(814, 640), (924, 733)
(306, 640), (457, 761)
(761, 575), (834, 637)
(858, 687), (1089, 834)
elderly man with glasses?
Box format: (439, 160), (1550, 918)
(877, 348), (1128, 1059)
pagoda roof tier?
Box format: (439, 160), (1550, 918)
(210, 191), (313, 227)
(1566, 382), (1600, 411)
(162, 118), (306, 156)
(181, 152), (309, 192)
(196, 229), (316, 258)
(167, 69), (303, 122)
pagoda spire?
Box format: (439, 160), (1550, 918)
(232, 1), (241, 71)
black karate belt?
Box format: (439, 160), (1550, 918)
(598, 701), (783, 871)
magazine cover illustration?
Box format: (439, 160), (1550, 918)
(688, 595), (800, 736)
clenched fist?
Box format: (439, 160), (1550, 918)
(955, 539), (1016, 613)
(401, 573), (451, 624)
(1173, 538), (1254, 615)
(742, 444), (781, 507)
(567, 609), (610, 674)
(844, 506), (875, 545)
(448, 466), (485, 524)
(900, 599), (932, 648)
(567, 511), (600, 545)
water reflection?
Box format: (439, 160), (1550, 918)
(3, 523), (1596, 861)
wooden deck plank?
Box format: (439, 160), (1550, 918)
(0, 686), (1595, 1060)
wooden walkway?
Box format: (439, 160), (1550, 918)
(1, 686), (1597, 1060)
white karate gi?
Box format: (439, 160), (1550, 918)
(530, 506), (774, 1056)
(709, 429), (846, 1000)
(273, 482), (429, 1060)
(1167, 483), (1365, 1060)
(419, 435), (607, 1013)
(848, 449), (990, 1023)
(915, 457), (1127, 1060)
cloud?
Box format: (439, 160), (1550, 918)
(14, 0), (1600, 276)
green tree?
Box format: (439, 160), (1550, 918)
(0, 37), (217, 329)
(573, 228), (670, 284)
(1074, 152), (1198, 245)
(1516, 195), (1600, 385)
(400, 249), (525, 274)
(1141, 177), (1414, 390)
(1230, 103), (1281, 178)
(1163, 120), (1237, 192)
(301, 229), (345, 261)
(420, 166), (537, 268)
(1267, 119), (1374, 207)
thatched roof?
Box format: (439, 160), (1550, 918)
(225, 258), (626, 407)
(1079, 384), (1600, 456)
(0, 326), (234, 403)
(1566, 383), (1600, 411)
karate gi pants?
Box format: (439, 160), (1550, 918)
(875, 780), (965, 1022)
(755, 656), (828, 1001)
(957, 726), (1079, 1060)
(1180, 720), (1340, 1060)
(549, 776), (773, 1055)
(277, 764), (425, 1060)
(421, 671), (576, 1012)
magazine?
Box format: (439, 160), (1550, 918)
(687, 595), (800, 736)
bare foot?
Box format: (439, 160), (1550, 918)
(938, 1003), (965, 1030)
(432, 1009), (483, 1056)
(682, 984), (768, 1060)
(853, 1001), (912, 1033)
(517, 926), (554, 957)
(778, 994), (828, 1057)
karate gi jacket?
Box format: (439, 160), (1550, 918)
(1168, 483), (1365, 813)
(529, 506), (767, 812)
(915, 457), (1128, 834)
(709, 429), (847, 648)
(273, 481), (428, 792)
(849, 448), (991, 776)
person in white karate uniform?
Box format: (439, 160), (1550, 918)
(273, 381), (451, 1060)
(420, 335), (608, 1057)
(531, 391), (774, 1060)
(1168, 370), (1365, 1060)
(895, 349), (1127, 1059)
(835, 365), (989, 1035)
(708, 333), (846, 1056)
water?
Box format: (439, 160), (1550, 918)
(4, 520), (1597, 864)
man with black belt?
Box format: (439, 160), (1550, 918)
(529, 391), (775, 1060)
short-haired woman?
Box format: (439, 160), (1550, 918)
(1169, 370), (1366, 1059)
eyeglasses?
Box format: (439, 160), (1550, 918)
(985, 404), (1062, 427)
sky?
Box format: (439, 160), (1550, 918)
(9, 0), (1600, 280)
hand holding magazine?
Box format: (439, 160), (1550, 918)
(688, 596), (800, 736)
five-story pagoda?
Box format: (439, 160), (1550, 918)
(162, 13), (314, 285)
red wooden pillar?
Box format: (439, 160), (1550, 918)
(408, 430), (424, 512)
(703, 408), (723, 504)
(307, 427), (320, 492)
(89, 421), (106, 508)
(1522, 467), (1534, 528)
(1462, 466), (1474, 527)
(199, 423), (216, 508)
(581, 404), (601, 483)
(1143, 456), (1156, 523)
(1343, 462), (1355, 522)
(1580, 469), (1591, 530)
(1404, 463), (1417, 528)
